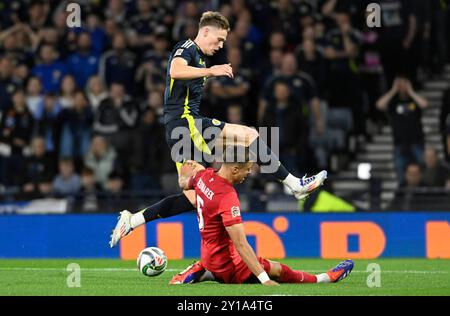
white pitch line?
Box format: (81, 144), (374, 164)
(0, 268), (448, 274)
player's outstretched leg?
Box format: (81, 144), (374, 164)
(109, 192), (195, 248)
(267, 259), (353, 284)
(220, 123), (327, 200)
(325, 259), (354, 283)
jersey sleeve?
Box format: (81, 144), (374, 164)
(172, 44), (194, 64)
(219, 191), (243, 227)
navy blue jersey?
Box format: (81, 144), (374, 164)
(163, 39), (207, 124)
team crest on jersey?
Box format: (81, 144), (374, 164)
(212, 119), (221, 126)
(231, 206), (240, 218)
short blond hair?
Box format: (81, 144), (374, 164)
(199, 11), (230, 31)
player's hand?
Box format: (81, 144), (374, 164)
(209, 64), (234, 78)
(262, 280), (279, 286)
(180, 160), (205, 178)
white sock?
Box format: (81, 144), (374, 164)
(130, 212), (145, 229)
(282, 173), (300, 191)
(316, 273), (331, 283)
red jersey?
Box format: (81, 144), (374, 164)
(188, 168), (243, 274)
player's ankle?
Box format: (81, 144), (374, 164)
(282, 173), (300, 191)
(130, 212), (145, 229)
(315, 273), (331, 283)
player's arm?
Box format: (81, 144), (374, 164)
(178, 160), (206, 190)
(225, 223), (278, 286)
(170, 57), (234, 80)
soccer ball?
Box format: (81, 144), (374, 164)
(137, 247), (167, 277)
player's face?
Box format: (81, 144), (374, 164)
(232, 163), (253, 183)
(205, 27), (228, 56)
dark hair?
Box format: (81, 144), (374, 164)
(199, 11), (230, 31)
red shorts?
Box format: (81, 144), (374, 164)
(212, 257), (271, 284)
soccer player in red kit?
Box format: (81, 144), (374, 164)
(170, 148), (353, 285)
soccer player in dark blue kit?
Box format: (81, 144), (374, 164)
(110, 12), (327, 259)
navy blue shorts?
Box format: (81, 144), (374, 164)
(165, 116), (225, 168)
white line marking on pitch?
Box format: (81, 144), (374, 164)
(0, 268), (448, 274)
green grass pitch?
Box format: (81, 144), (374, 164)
(0, 259), (449, 296)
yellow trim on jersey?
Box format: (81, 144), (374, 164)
(180, 88), (211, 155)
(176, 161), (183, 174)
(169, 78), (174, 96)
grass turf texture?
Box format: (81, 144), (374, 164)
(0, 259), (449, 296)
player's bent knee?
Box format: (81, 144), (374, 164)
(268, 261), (282, 279)
(237, 126), (258, 147)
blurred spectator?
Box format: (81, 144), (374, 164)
(0, 23), (34, 66)
(98, 32), (137, 93)
(232, 14), (263, 69)
(261, 81), (305, 175)
(429, 0), (449, 75)
(376, 76), (428, 182)
(359, 12), (384, 127)
(260, 49), (283, 84)
(226, 104), (244, 125)
(127, 0), (158, 51)
(93, 82), (139, 170)
(66, 31), (100, 89)
(0, 56), (19, 109)
(441, 87), (450, 162)
(84, 135), (117, 189)
(102, 171), (128, 212)
(389, 163), (428, 211)
(21, 136), (56, 196)
(209, 47), (250, 120)
(59, 90), (94, 166)
(172, 0), (200, 41)
(34, 92), (63, 156)
(378, 0), (418, 86)
(84, 14), (108, 56)
(52, 158), (82, 197)
(129, 107), (165, 191)
(141, 90), (164, 122)
(25, 76), (44, 119)
(105, 0), (127, 25)
(403, 163), (424, 189)
(86, 75), (108, 110)
(260, 54), (323, 137)
(269, 0), (299, 46)
(295, 38), (327, 94)
(58, 74), (77, 109)
(324, 11), (364, 138)
(0, 90), (33, 185)
(135, 32), (170, 95)
(423, 147), (449, 187)
(269, 31), (288, 52)
(32, 44), (69, 93)
(105, 171), (125, 194)
(27, 0), (51, 31)
(77, 167), (100, 212)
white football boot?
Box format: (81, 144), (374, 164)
(292, 170), (328, 200)
(109, 210), (133, 248)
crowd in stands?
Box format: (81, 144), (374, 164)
(0, 0), (450, 208)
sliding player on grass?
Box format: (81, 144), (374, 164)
(109, 11), (326, 248)
(169, 146), (353, 285)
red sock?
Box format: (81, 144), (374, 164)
(279, 263), (317, 283)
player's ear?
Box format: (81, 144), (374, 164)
(203, 26), (209, 37)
